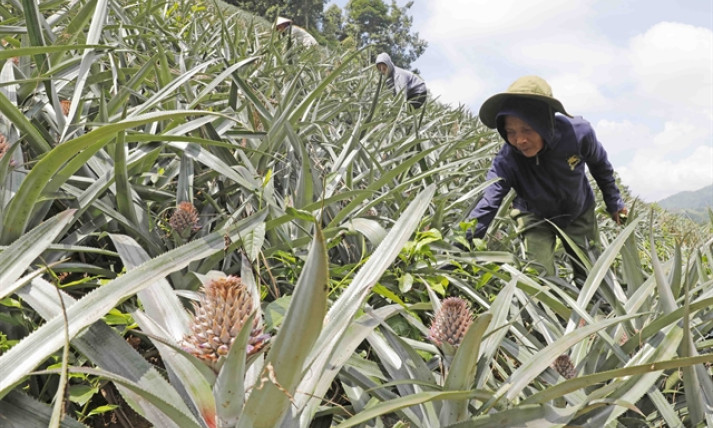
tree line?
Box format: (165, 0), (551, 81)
(222, 0), (427, 68)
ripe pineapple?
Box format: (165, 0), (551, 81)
(182, 276), (270, 372)
(0, 134), (7, 159)
(0, 134), (15, 167)
(552, 354), (576, 379)
(60, 99), (71, 116)
(427, 297), (473, 349)
(169, 201), (201, 238)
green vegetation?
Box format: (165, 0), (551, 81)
(1, 0), (712, 427)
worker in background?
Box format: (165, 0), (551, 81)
(375, 52), (427, 109)
(275, 16), (318, 47)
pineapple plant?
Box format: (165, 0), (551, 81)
(0, 0), (711, 427)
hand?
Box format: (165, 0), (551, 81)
(612, 207), (628, 225)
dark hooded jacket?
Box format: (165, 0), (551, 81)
(375, 53), (426, 99)
(468, 100), (625, 238)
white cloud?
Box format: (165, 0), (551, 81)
(408, 0), (713, 202)
(596, 117), (712, 201)
(551, 74), (609, 114)
(618, 144), (713, 202)
(629, 22), (713, 113)
(421, 0), (591, 41)
(612, 22), (713, 200)
(652, 120), (709, 154)
(426, 70), (488, 108)
(594, 119), (653, 164)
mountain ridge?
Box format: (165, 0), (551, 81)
(657, 184), (712, 223)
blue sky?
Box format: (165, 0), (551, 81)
(329, 0), (713, 202)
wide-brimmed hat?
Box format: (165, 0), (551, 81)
(478, 76), (571, 129)
(275, 16), (293, 28)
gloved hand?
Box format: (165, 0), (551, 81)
(612, 207), (628, 225)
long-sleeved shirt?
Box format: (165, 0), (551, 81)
(469, 114), (625, 238)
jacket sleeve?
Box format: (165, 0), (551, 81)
(580, 125), (625, 213)
(468, 156), (512, 238)
(392, 68), (408, 98)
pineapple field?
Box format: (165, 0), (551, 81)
(1, 0), (713, 427)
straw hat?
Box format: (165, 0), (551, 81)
(478, 76), (571, 129)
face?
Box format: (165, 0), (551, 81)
(376, 63), (388, 75)
(503, 115), (544, 158)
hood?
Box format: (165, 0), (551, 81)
(495, 98), (556, 149)
(375, 52), (395, 74)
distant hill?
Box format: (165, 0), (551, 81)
(657, 184), (713, 223)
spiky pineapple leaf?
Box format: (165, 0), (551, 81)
(37, 367), (203, 428)
(440, 312), (493, 424)
(486, 314), (640, 406)
(110, 233), (191, 341)
(239, 222), (329, 427)
(214, 312), (256, 426)
(17, 277), (194, 426)
(289, 185), (436, 422)
(0, 390), (89, 428)
(334, 390), (492, 428)
(0, 209), (75, 301)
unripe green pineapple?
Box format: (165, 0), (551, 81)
(169, 201), (200, 238)
(182, 276), (270, 371)
(427, 297), (473, 349)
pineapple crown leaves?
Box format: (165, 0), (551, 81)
(427, 297), (474, 350)
(182, 275), (270, 371)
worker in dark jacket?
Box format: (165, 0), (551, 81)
(467, 75), (627, 281)
(375, 52), (427, 109)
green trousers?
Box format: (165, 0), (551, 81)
(514, 207), (599, 282)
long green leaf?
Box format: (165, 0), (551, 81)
(0, 390), (88, 428)
(17, 277), (193, 427)
(440, 313), (493, 424)
(110, 233), (190, 340)
(335, 390), (490, 428)
(214, 312), (255, 426)
(290, 185), (436, 423)
(38, 367), (203, 428)
(488, 314), (640, 406)
(0, 88), (52, 154)
(0, 210), (75, 300)
(522, 353), (713, 406)
(565, 216), (642, 333)
(240, 223), (329, 428)
(60, 0), (108, 139)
